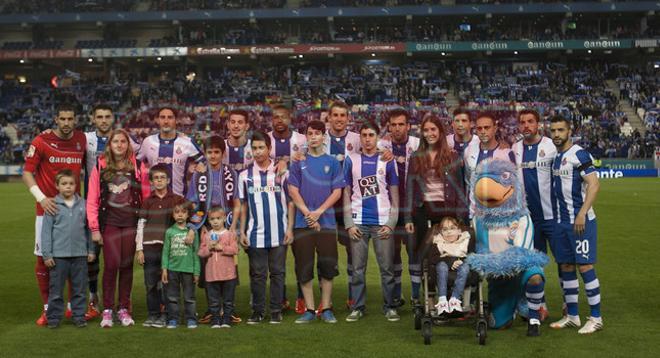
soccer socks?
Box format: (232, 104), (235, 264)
(561, 270), (579, 317)
(35, 258), (50, 304)
(580, 268), (601, 318)
(526, 280), (545, 321)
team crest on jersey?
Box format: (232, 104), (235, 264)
(324, 165), (330, 173)
(539, 150), (545, 157)
(347, 143), (353, 151)
(245, 153), (253, 161)
(76, 142), (81, 151)
(26, 145), (36, 158)
(378, 168), (385, 176)
(293, 144), (299, 152)
(176, 146), (182, 155)
(562, 158), (568, 165)
(358, 175), (380, 198)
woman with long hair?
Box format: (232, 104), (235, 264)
(87, 129), (150, 328)
(404, 115), (469, 245)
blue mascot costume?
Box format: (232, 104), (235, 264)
(466, 159), (548, 337)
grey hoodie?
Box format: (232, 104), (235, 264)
(41, 194), (95, 260)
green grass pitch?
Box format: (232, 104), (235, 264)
(0, 178), (658, 357)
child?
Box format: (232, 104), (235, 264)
(135, 164), (184, 328)
(198, 207), (238, 328)
(41, 169), (96, 328)
(161, 199), (200, 329)
(427, 216), (473, 315)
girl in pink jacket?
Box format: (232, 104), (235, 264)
(87, 129), (150, 328)
(198, 207), (238, 328)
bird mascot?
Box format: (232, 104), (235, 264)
(466, 159), (548, 337)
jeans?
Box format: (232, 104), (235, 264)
(436, 261), (470, 299)
(248, 245), (287, 314)
(166, 270), (196, 322)
(350, 225), (396, 312)
(143, 246), (166, 317)
(47, 257), (88, 324)
(207, 279), (237, 325)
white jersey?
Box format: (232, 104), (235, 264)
(344, 152), (399, 226)
(268, 131), (307, 162)
(223, 139), (253, 173)
(137, 133), (203, 196)
(377, 135), (420, 179)
(464, 142), (516, 219)
(324, 130), (361, 164)
(446, 134), (480, 157)
(513, 137), (556, 221)
(552, 144), (597, 224)
(238, 161), (289, 249)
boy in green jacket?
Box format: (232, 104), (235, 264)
(161, 198), (200, 329)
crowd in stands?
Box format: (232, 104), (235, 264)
(1, 61), (657, 164)
(0, 0), (133, 14)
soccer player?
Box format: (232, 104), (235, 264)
(548, 116), (603, 334)
(446, 108), (479, 156)
(512, 109), (557, 321)
(137, 106), (204, 197)
(464, 112), (515, 219)
(288, 120), (345, 323)
(323, 102), (361, 308)
(223, 109), (253, 173)
(378, 109), (421, 306)
(343, 120), (400, 322)
(22, 103), (87, 326)
(238, 131), (295, 325)
(83, 104), (140, 320)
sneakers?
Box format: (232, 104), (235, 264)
(385, 309), (400, 322)
(393, 298), (406, 308)
(220, 323), (231, 328)
(100, 309), (114, 328)
(247, 312), (264, 325)
(270, 312), (283, 324)
(85, 301), (100, 321)
(118, 308), (135, 327)
(295, 311), (316, 324)
(198, 312), (213, 324)
(320, 309), (337, 324)
(142, 316), (157, 327)
(65, 307), (72, 319)
(550, 315), (581, 329)
(345, 309), (364, 322)
(448, 297), (463, 313)
(578, 316), (603, 334)
(187, 319), (198, 329)
(435, 296), (449, 315)
(36, 311), (48, 326)
(152, 316), (166, 328)
(210, 316), (222, 329)
(166, 320), (178, 329)
(231, 314), (242, 324)
(527, 318), (541, 337)
(295, 298), (306, 315)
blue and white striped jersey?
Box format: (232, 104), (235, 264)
(223, 139), (253, 173)
(446, 134), (480, 157)
(344, 152), (399, 226)
(268, 131), (307, 163)
(552, 144), (597, 224)
(513, 137), (557, 221)
(137, 133), (203, 196)
(324, 131), (361, 164)
(238, 162), (289, 248)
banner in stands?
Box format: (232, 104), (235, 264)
(80, 47), (187, 58)
(0, 49), (81, 60)
(408, 39), (634, 52)
(189, 43), (406, 56)
(595, 169), (658, 179)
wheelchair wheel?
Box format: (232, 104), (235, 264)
(414, 308), (422, 330)
(422, 319), (432, 345)
(476, 320), (487, 345)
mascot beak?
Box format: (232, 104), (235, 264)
(475, 177), (514, 208)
